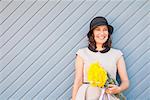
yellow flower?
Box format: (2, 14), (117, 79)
(87, 62), (108, 87)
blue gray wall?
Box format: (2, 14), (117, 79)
(0, 0), (149, 100)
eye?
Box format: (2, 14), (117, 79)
(103, 28), (108, 32)
(95, 28), (100, 31)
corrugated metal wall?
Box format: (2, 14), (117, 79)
(0, 0), (149, 100)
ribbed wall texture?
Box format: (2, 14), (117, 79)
(0, 0), (149, 100)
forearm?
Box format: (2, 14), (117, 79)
(119, 80), (130, 92)
(72, 81), (82, 100)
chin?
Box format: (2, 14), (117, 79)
(96, 40), (107, 44)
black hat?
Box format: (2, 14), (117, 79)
(87, 16), (113, 38)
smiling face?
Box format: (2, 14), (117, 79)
(93, 25), (109, 45)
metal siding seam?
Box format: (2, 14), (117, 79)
(0, 0), (14, 14)
(0, 0), (37, 38)
(0, 0), (50, 80)
(113, 0), (148, 44)
(5, 0), (80, 99)
(114, 4), (149, 47)
(0, 0), (25, 25)
(121, 23), (150, 55)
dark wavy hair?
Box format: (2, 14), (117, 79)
(88, 29), (112, 53)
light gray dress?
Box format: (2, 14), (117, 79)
(75, 47), (124, 100)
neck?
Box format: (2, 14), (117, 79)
(96, 44), (104, 51)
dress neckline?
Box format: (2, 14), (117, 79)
(87, 47), (112, 54)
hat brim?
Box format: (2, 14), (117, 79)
(87, 24), (113, 38)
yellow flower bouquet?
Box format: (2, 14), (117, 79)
(87, 62), (108, 88)
(87, 62), (126, 100)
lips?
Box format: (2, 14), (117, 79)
(96, 35), (105, 40)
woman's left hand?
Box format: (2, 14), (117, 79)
(106, 84), (122, 94)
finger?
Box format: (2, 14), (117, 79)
(109, 91), (112, 94)
(108, 85), (117, 91)
(108, 88), (115, 91)
(105, 89), (110, 94)
(105, 89), (112, 94)
(108, 84), (115, 88)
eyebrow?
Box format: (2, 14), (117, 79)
(95, 27), (108, 29)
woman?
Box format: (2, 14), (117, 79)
(72, 16), (129, 100)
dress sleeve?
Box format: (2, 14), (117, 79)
(116, 50), (123, 61)
(76, 49), (84, 59)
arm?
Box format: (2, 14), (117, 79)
(117, 56), (130, 92)
(108, 56), (130, 94)
(72, 55), (84, 100)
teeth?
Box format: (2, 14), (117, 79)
(99, 36), (105, 39)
